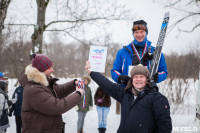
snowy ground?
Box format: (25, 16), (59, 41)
(6, 78), (200, 133)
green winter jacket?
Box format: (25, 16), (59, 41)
(77, 85), (93, 112)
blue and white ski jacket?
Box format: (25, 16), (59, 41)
(111, 41), (168, 83)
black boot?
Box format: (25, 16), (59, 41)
(98, 128), (102, 133)
(102, 128), (106, 133)
(98, 128), (104, 133)
(98, 128), (106, 133)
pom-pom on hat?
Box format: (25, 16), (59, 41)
(32, 54), (53, 72)
(132, 20), (148, 34)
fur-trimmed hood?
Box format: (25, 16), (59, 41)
(20, 64), (54, 87)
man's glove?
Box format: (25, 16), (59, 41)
(153, 73), (158, 83)
(117, 75), (131, 85)
(7, 98), (17, 108)
(144, 51), (153, 60)
(7, 100), (13, 107)
(141, 52), (153, 66)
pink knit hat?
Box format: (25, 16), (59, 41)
(32, 54), (52, 72)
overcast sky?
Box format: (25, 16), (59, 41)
(6, 0), (200, 55)
(113, 0), (200, 55)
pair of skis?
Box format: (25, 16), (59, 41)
(149, 12), (170, 81)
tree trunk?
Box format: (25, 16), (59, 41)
(0, 0), (11, 70)
(0, 0), (11, 33)
(31, 0), (47, 54)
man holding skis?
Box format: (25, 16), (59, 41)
(111, 20), (168, 86)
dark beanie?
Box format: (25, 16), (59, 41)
(132, 20), (148, 34)
(32, 54), (52, 72)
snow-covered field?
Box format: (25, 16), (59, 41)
(6, 78), (200, 133)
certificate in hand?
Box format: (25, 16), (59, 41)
(88, 45), (108, 73)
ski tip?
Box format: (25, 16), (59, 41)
(164, 12), (170, 18)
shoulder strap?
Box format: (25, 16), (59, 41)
(0, 88), (8, 100)
(0, 89), (8, 111)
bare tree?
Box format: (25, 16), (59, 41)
(0, 0), (11, 71)
(1, 40), (32, 78)
(161, 45), (200, 114)
(0, 0), (10, 34)
(165, 51), (200, 80)
(44, 31), (121, 78)
(31, 0), (49, 54)
(0, 0), (11, 54)
(9, 0), (131, 54)
(153, 0), (200, 33)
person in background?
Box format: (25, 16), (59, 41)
(19, 54), (84, 133)
(94, 87), (111, 133)
(111, 20), (168, 86)
(0, 72), (16, 133)
(9, 84), (24, 133)
(86, 62), (172, 133)
(0, 73), (8, 94)
(76, 76), (93, 133)
(111, 20), (168, 115)
(0, 72), (9, 133)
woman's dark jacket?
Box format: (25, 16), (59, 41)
(90, 72), (172, 133)
(10, 86), (24, 116)
(94, 87), (111, 107)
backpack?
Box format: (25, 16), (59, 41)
(0, 88), (9, 126)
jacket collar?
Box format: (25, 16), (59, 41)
(123, 40), (152, 51)
(25, 64), (49, 87)
(127, 85), (158, 96)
